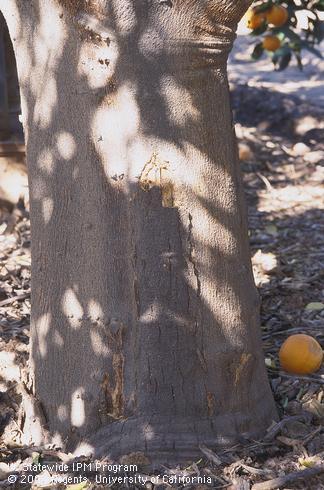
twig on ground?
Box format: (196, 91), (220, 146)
(199, 445), (222, 466)
(264, 414), (312, 442)
(251, 464), (324, 490)
(0, 292), (30, 307)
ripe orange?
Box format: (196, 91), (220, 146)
(266, 5), (289, 27)
(262, 35), (281, 51)
(247, 10), (266, 30)
(279, 334), (323, 375)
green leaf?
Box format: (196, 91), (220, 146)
(66, 481), (88, 490)
(32, 452), (40, 464)
(265, 224), (278, 235)
(278, 51), (292, 70)
(272, 45), (291, 65)
(281, 395), (289, 408)
(251, 42), (264, 60)
(254, 1), (273, 13)
(314, 2), (324, 11)
(265, 357), (276, 368)
(305, 302), (324, 311)
(313, 20), (324, 43)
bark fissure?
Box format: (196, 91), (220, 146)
(102, 322), (126, 420)
(187, 212), (201, 298)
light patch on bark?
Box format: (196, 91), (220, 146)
(90, 329), (111, 356)
(56, 131), (76, 160)
(71, 389), (86, 427)
(27, 2), (66, 129)
(33, 77), (58, 130)
(13, 44), (32, 82)
(37, 148), (55, 174)
(53, 330), (64, 348)
(138, 302), (160, 324)
(35, 313), (51, 358)
(30, 177), (48, 201)
(41, 197), (54, 224)
(87, 299), (104, 319)
(142, 424), (155, 441)
(61, 288), (84, 329)
(91, 82), (140, 176)
(57, 404), (68, 421)
(36, 0), (67, 56)
(77, 37), (115, 89)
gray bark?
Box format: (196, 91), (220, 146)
(0, 0), (278, 462)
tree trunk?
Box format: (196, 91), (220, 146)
(1, 0), (277, 462)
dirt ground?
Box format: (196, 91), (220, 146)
(0, 36), (323, 490)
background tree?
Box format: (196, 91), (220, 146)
(247, 0), (324, 70)
(0, 0), (278, 462)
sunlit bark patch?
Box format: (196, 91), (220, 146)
(61, 288), (84, 329)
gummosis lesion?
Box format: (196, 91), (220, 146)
(139, 152), (175, 208)
(99, 322), (125, 420)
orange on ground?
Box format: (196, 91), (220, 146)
(279, 334), (323, 375)
(247, 10), (266, 30)
(262, 35), (281, 51)
(266, 5), (289, 27)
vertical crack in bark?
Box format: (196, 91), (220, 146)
(133, 278), (141, 319)
(130, 209), (139, 413)
(171, 385), (176, 408)
(234, 352), (252, 386)
(196, 348), (207, 373)
(101, 323), (125, 420)
(133, 243), (141, 319)
(167, 238), (172, 295)
(177, 363), (185, 397)
(147, 357), (152, 385)
(187, 213), (201, 297)
(206, 390), (216, 417)
(187, 213), (206, 374)
(138, 153), (175, 207)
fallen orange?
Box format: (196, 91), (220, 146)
(279, 334), (323, 375)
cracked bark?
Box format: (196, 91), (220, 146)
(1, 0), (277, 463)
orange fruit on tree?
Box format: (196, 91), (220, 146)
(246, 9), (266, 30)
(262, 35), (281, 51)
(279, 334), (323, 375)
(266, 5), (289, 27)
